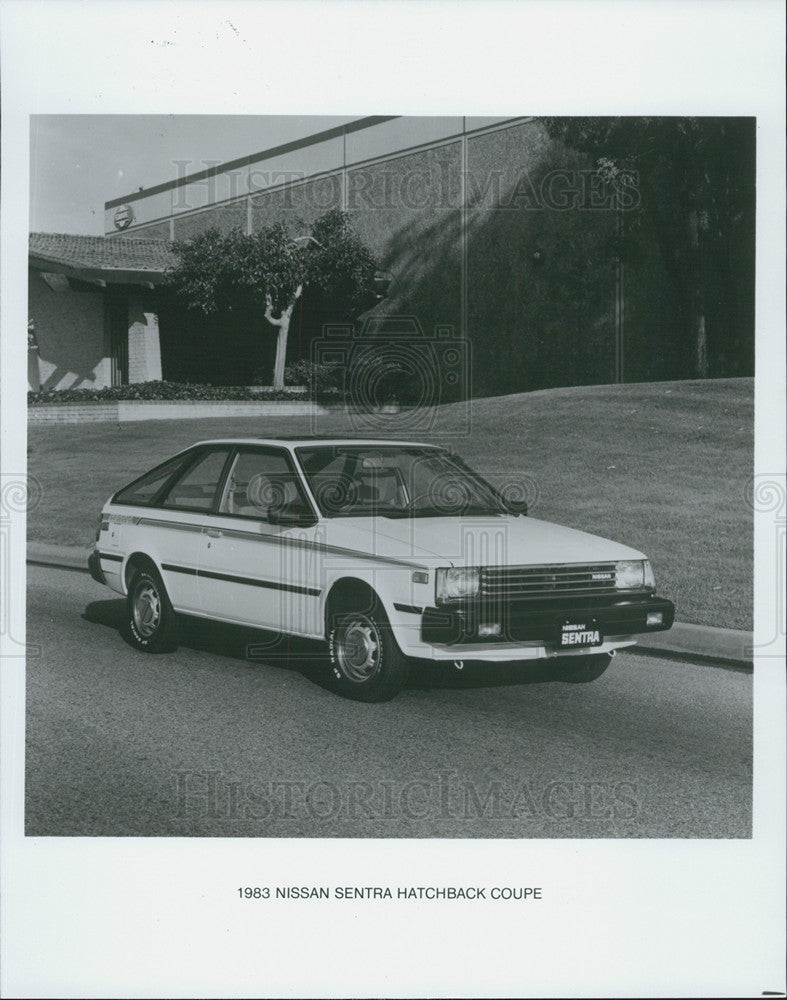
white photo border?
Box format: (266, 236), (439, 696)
(2, 2), (784, 997)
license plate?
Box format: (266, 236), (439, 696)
(558, 619), (603, 648)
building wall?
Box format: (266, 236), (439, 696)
(116, 119), (620, 393)
(173, 200), (246, 241)
(28, 268), (111, 390)
(28, 270), (165, 391)
(134, 220), (172, 241)
(250, 173), (343, 232)
(347, 142), (463, 346)
(108, 116), (754, 392)
(105, 117), (465, 236)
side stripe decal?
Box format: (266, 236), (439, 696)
(136, 518), (204, 533)
(161, 563), (321, 597)
(130, 516), (428, 570)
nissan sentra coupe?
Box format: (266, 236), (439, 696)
(88, 438), (674, 701)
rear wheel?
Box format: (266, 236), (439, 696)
(556, 652), (612, 684)
(125, 566), (179, 652)
(327, 600), (410, 702)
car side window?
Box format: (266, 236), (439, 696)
(113, 451), (196, 506)
(159, 448), (231, 511)
(219, 449), (311, 520)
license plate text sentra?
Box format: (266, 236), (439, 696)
(560, 622), (602, 647)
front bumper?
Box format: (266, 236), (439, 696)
(421, 593), (675, 647)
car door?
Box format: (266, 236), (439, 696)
(149, 446), (234, 613)
(196, 446), (322, 636)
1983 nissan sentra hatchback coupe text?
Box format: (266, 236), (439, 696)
(89, 438), (674, 701)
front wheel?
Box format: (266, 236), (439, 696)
(327, 603), (410, 702)
(125, 566), (179, 652)
(556, 652), (612, 684)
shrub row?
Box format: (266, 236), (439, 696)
(28, 381), (311, 405)
(28, 353), (427, 405)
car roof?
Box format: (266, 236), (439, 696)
(191, 437), (445, 450)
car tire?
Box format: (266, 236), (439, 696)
(327, 600), (410, 702)
(556, 652), (612, 684)
(125, 566), (179, 653)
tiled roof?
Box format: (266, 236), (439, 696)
(29, 232), (175, 275)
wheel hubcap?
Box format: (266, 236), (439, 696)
(337, 616), (381, 683)
(133, 582), (161, 637)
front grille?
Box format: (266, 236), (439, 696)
(480, 563), (618, 600)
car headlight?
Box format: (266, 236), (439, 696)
(615, 559), (655, 590)
(436, 567), (480, 604)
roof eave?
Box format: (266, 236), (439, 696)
(29, 256), (169, 287)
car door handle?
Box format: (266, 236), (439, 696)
(205, 527), (223, 538)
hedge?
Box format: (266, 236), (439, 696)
(28, 381), (309, 405)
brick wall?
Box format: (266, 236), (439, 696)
(173, 201), (248, 240)
(28, 403), (119, 424)
(28, 399), (333, 424)
(127, 294), (163, 383)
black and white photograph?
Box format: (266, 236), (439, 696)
(24, 111), (753, 839)
(1, 2), (785, 998)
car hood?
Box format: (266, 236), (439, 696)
(321, 515), (645, 567)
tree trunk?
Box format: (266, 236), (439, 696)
(695, 307), (708, 378)
(688, 211), (708, 379)
(265, 285), (301, 390)
(272, 317), (289, 390)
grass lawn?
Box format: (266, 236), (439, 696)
(27, 377), (753, 629)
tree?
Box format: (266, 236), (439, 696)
(538, 117), (755, 378)
(166, 209), (378, 388)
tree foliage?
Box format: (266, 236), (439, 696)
(539, 117), (755, 377)
(165, 209), (379, 387)
(307, 209), (379, 310)
(166, 209), (377, 316)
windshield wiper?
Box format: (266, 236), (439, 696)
(381, 504), (503, 519)
(460, 504), (507, 516)
(381, 506), (445, 519)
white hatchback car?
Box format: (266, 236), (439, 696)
(89, 438), (674, 701)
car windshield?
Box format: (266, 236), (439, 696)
(295, 445), (507, 518)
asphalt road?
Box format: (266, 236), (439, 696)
(25, 564), (752, 838)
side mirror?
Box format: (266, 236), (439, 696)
(505, 499), (528, 517)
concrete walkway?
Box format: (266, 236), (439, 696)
(26, 542), (753, 671)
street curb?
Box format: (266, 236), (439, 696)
(27, 543), (93, 572)
(627, 621), (753, 672)
(622, 643), (752, 674)
(27, 542), (754, 671)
